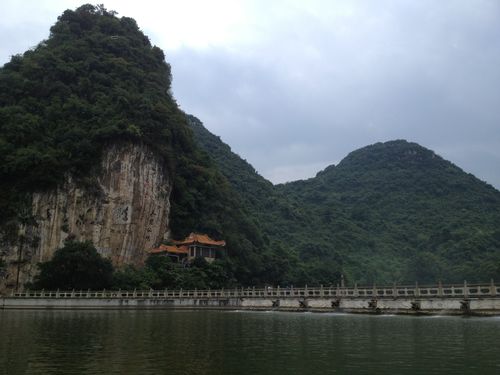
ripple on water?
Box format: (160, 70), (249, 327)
(1, 309), (500, 375)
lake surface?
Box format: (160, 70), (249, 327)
(1, 309), (500, 375)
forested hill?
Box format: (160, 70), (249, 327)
(191, 117), (500, 284)
(189, 115), (322, 285)
(0, 4), (285, 286)
(1, 4), (499, 287)
(281, 140), (500, 283)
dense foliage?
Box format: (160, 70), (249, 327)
(113, 256), (235, 290)
(0, 5), (180, 211)
(188, 116), (343, 286)
(280, 140), (500, 284)
(0, 5), (271, 286)
(33, 241), (113, 290)
(33, 240), (234, 291)
(191, 118), (500, 285)
(2, 5), (499, 289)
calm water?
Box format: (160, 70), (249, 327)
(1, 310), (500, 375)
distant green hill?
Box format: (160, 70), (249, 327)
(191, 118), (500, 285)
(189, 115), (317, 285)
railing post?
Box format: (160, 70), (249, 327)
(393, 283), (397, 299)
(415, 282), (420, 298)
(464, 280), (468, 298)
(490, 279), (496, 297)
(354, 283), (358, 297)
(277, 285), (280, 297)
(438, 281), (443, 297)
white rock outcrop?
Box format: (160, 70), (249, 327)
(1, 142), (171, 291)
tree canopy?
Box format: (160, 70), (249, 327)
(33, 241), (113, 290)
(191, 117), (500, 285)
(0, 5), (283, 287)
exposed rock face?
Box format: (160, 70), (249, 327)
(0, 143), (172, 292)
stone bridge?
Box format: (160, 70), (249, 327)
(2, 281), (500, 315)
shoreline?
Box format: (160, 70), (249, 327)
(2, 297), (500, 317)
(3, 283), (500, 316)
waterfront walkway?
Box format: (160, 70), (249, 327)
(2, 281), (500, 315)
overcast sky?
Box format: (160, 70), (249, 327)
(2, 0), (500, 188)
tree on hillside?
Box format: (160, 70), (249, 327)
(33, 241), (113, 290)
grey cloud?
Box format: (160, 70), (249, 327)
(1, 0), (499, 188)
(169, 1), (500, 187)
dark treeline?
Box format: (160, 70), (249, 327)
(32, 241), (234, 291)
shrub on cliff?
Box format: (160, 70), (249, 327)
(33, 241), (113, 290)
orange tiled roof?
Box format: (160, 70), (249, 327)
(173, 232), (226, 247)
(150, 244), (188, 255)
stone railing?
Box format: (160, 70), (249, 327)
(9, 281), (500, 299)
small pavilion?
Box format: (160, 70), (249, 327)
(150, 233), (226, 263)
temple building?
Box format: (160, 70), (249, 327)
(149, 233), (226, 263)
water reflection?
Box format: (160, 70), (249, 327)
(1, 310), (500, 375)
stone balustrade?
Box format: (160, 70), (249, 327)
(8, 280), (499, 300)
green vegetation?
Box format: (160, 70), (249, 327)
(32, 240), (234, 291)
(189, 116), (342, 286)
(113, 256), (235, 290)
(0, 5), (180, 207)
(191, 118), (500, 285)
(33, 241), (113, 290)
(2, 5), (499, 289)
(0, 4), (272, 286)
(278, 140), (500, 284)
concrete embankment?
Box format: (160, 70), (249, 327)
(2, 283), (500, 315)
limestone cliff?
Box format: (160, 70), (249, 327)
(0, 142), (171, 291)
